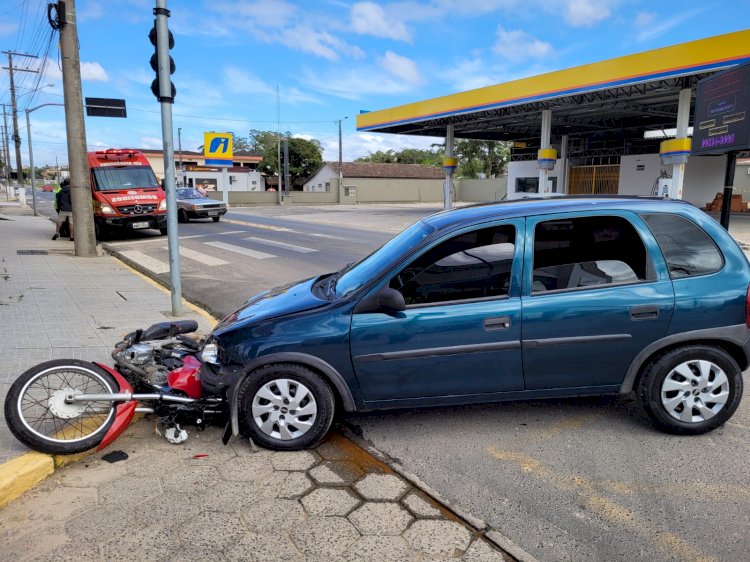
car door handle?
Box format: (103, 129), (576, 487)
(630, 305), (659, 321)
(484, 316), (511, 331)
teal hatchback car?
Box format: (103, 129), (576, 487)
(200, 197), (749, 450)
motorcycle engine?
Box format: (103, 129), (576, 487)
(125, 343), (154, 365)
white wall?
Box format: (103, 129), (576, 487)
(303, 165), (335, 192)
(507, 160), (563, 200)
(181, 170), (263, 192)
(618, 153), (727, 207)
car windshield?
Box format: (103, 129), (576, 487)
(177, 188), (204, 199)
(91, 166), (160, 191)
(335, 220), (435, 298)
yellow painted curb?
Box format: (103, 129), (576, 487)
(0, 452), (54, 508)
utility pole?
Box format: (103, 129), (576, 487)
(337, 117), (346, 195)
(1, 106), (10, 189)
(56, 0), (97, 257)
(177, 126), (183, 170)
(3, 51), (39, 189)
(283, 137), (290, 195)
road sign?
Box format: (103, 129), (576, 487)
(85, 97), (127, 118)
(204, 132), (233, 166)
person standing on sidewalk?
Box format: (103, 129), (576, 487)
(52, 179), (74, 241)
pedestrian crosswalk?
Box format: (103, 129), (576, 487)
(117, 231), (327, 276)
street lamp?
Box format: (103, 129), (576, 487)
(25, 102), (64, 216)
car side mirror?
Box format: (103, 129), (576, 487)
(354, 287), (406, 315)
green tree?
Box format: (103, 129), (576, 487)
(258, 132), (323, 187)
(356, 147), (442, 166)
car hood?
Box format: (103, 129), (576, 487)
(177, 196), (224, 206)
(213, 277), (328, 333)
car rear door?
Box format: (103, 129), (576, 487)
(350, 220), (526, 403)
(521, 211), (674, 390)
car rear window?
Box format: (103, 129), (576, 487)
(641, 213), (723, 279)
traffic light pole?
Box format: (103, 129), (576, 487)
(154, 0), (182, 316)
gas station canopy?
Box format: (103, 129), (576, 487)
(356, 30), (750, 143)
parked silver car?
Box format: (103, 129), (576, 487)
(175, 188), (228, 223)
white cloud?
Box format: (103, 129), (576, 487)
(0, 22), (17, 37)
(563, 0), (610, 27)
(78, 2), (104, 21)
(222, 67), (320, 105)
(441, 58), (498, 91)
(212, 0), (297, 28)
(351, 2), (412, 41)
(635, 9), (702, 43)
(139, 136), (164, 149)
(301, 65), (421, 100)
(322, 132), (443, 161)
(634, 11), (656, 28)
(80, 62), (109, 82)
(494, 27), (553, 61)
(380, 51), (421, 85)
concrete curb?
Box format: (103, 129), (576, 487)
(0, 452), (54, 508)
(339, 424), (540, 562)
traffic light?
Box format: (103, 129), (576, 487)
(148, 14), (176, 102)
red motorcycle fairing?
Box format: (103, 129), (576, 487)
(94, 362), (136, 451)
(166, 355), (203, 399)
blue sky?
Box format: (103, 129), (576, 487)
(1, 0), (748, 167)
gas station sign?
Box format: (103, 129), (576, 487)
(693, 61), (750, 155)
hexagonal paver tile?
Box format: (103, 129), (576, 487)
(462, 539), (508, 561)
(64, 505), (136, 542)
(353, 473), (409, 501)
(341, 536), (416, 562)
(348, 502), (413, 536)
(242, 498), (306, 533)
(277, 472), (314, 498)
(134, 492), (203, 527)
(98, 475), (162, 508)
(291, 516), (360, 558)
(196, 480), (262, 513)
(301, 488), (361, 516)
(225, 531), (301, 561)
(175, 510), (247, 551)
(160, 463), (221, 494)
(270, 450), (320, 471)
(309, 461), (365, 486)
(219, 454), (276, 483)
(56, 458), (128, 487)
(104, 526), (180, 561)
(402, 492), (443, 519)
(403, 519), (472, 558)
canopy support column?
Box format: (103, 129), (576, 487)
(670, 87), (692, 199)
(443, 124), (456, 210)
(538, 110), (555, 195)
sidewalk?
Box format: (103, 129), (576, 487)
(0, 205), (518, 561)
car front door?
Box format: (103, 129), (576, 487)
(350, 220), (526, 404)
(521, 211), (674, 390)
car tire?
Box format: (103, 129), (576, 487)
(159, 227), (168, 236)
(237, 363), (335, 451)
(638, 345), (743, 435)
(212, 216), (220, 222)
(178, 209), (188, 223)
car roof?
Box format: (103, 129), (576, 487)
(421, 196), (697, 231)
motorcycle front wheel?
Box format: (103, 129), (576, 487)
(4, 359), (119, 455)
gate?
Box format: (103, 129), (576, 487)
(568, 165), (620, 195)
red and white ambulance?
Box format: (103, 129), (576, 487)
(87, 149), (167, 239)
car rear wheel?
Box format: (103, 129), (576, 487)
(237, 363), (335, 450)
(638, 345), (743, 435)
(178, 209), (188, 223)
(212, 216), (220, 222)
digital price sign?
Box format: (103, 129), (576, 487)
(693, 61), (750, 155)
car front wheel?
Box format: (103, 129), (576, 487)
(638, 345), (743, 435)
(237, 363), (335, 450)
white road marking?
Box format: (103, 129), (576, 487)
(105, 230), (249, 247)
(119, 250), (169, 274)
(308, 232), (348, 241)
(243, 236), (317, 253)
(162, 247), (229, 266)
(203, 241), (276, 260)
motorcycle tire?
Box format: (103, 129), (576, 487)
(5, 359), (119, 455)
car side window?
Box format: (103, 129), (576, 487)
(532, 216), (654, 292)
(390, 225), (516, 306)
(641, 213), (723, 279)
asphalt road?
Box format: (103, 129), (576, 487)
(96, 203), (750, 562)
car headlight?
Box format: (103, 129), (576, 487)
(101, 204), (116, 215)
(201, 342), (220, 365)
(158, 200), (167, 211)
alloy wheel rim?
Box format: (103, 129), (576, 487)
(660, 359), (730, 423)
(251, 378), (317, 440)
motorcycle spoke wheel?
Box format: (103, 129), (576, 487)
(5, 360), (118, 454)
